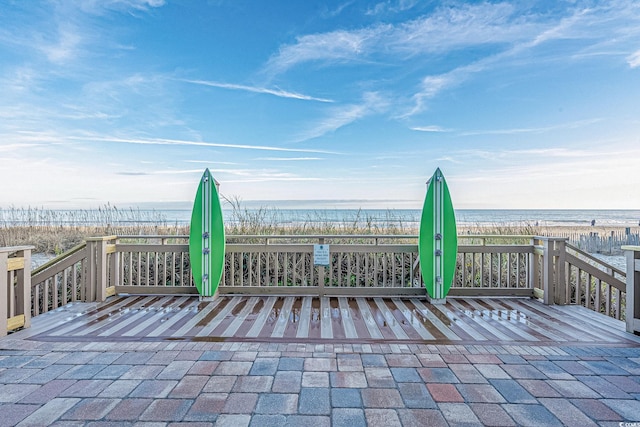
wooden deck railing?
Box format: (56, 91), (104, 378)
(565, 243), (626, 319)
(623, 245), (640, 333)
(5, 234), (636, 334)
(1, 246), (33, 336)
(31, 243), (87, 316)
(113, 235), (540, 297)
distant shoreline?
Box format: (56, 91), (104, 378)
(3, 207), (639, 228)
(2, 205), (640, 255)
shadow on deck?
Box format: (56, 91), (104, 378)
(20, 295), (640, 347)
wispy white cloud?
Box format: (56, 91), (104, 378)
(0, 143), (45, 153)
(225, 176), (322, 183)
(254, 157), (323, 161)
(403, 66), (478, 117)
(173, 167), (324, 183)
(0, 130), (69, 145)
(435, 156), (462, 164)
(0, 0), (165, 67)
(410, 125), (450, 132)
(151, 169), (203, 175)
(120, 166), (321, 182)
(295, 92), (388, 142)
(405, 2), (640, 115)
(214, 169), (298, 178)
(448, 144), (640, 208)
(265, 3), (536, 75)
(457, 118), (602, 136)
(264, 26), (388, 76)
(185, 160), (239, 165)
(0, 67), (38, 94)
(181, 79), (333, 102)
(41, 24), (83, 64)
(628, 50), (640, 68)
(116, 171), (151, 176)
(264, 1), (640, 119)
(78, 0), (166, 14)
(457, 146), (628, 163)
(321, 1), (354, 18)
(366, 0), (418, 16)
(389, 3), (536, 55)
(0, 18), (85, 66)
(68, 135), (341, 154)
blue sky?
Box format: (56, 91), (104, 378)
(1, 0), (639, 210)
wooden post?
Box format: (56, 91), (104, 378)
(1, 246), (34, 336)
(15, 248), (32, 329)
(531, 237), (540, 295)
(86, 236), (116, 302)
(318, 238), (325, 297)
(96, 238), (107, 302)
(85, 239), (97, 302)
(539, 237), (568, 305)
(111, 247), (120, 297)
(555, 239), (567, 305)
(541, 238), (554, 305)
(0, 252), (7, 337)
(623, 245), (640, 334)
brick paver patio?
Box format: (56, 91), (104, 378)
(1, 335), (640, 426)
(2, 294), (640, 426)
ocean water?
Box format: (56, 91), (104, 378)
(239, 209), (640, 228)
(156, 208), (640, 228)
(2, 208), (640, 228)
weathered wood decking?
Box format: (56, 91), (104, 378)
(22, 295), (640, 347)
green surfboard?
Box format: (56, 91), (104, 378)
(418, 168), (458, 300)
(189, 169), (226, 297)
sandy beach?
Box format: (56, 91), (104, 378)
(459, 224), (640, 237)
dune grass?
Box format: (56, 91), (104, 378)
(1, 203), (633, 255)
(0, 205), (186, 253)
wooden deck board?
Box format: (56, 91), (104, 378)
(411, 299), (461, 341)
(356, 297), (384, 340)
(196, 296), (242, 337)
(478, 298), (568, 342)
(221, 297), (259, 338)
(338, 297), (358, 339)
(25, 295), (640, 346)
(246, 296), (277, 338)
(392, 299), (434, 340)
(295, 297), (312, 339)
(272, 296), (295, 338)
(146, 299), (199, 337)
(519, 299), (621, 343)
(173, 299), (222, 336)
(320, 297), (333, 339)
(546, 304), (640, 344)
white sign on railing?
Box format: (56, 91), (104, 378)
(314, 244), (330, 266)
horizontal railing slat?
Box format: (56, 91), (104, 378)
(31, 248), (86, 285)
(567, 243), (625, 275)
(116, 243), (188, 252)
(458, 245), (533, 254)
(565, 253), (625, 291)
